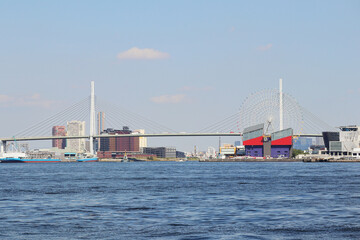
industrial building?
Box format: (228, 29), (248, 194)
(142, 147), (176, 158)
(220, 144), (237, 158)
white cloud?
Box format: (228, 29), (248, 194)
(117, 47), (170, 60)
(257, 43), (273, 51)
(150, 94), (188, 104)
(180, 86), (194, 91)
(0, 93), (58, 108)
(180, 86), (214, 92)
(0, 94), (14, 104)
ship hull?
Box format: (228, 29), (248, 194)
(76, 158), (98, 162)
(0, 158), (61, 163)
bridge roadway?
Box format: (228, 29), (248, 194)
(0, 133), (322, 142)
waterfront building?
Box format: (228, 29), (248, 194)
(52, 126), (66, 149)
(142, 147), (176, 158)
(242, 124), (294, 158)
(66, 120), (86, 153)
(97, 112), (105, 151)
(322, 132), (339, 153)
(206, 146), (217, 158)
(293, 137), (313, 151)
(99, 126), (139, 152)
(220, 144), (236, 158)
(133, 129), (147, 148)
(243, 124), (265, 157)
(323, 126), (360, 157)
(97, 112), (105, 134)
(236, 145), (246, 156)
(270, 128), (293, 158)
(309, 145), (326, 154)
(176, 151), (186, 158)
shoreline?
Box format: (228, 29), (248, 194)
(200, 158), (360, 162)
(99, 158), (360, 163)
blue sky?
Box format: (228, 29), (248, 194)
(0, 0), (359, 151)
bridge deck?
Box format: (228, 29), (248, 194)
(0, 133), (322, 141)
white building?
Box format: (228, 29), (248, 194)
(206, 146), (217, 159)
(66, 120), (86, 153)
(133, 129), (147, 148)
(328, 125), (360, 158)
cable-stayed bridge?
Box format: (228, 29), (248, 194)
(0, 81), (334, 154)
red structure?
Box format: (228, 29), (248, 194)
(243, 124), (265, 157)
(271, 136), (292, 146)
(99, 127), (140, 152)
(243, 136), (264, 146)
(270, 128), (293, 158)
(52, 126), (67, 149)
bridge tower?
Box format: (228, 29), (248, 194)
(89, 81), (96, 155)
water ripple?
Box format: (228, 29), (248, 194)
(1, 162), (360, 239)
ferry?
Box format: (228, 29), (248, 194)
(0, 157), (61, 163)
(0, 152), (61, 163)
(65, 152), (98, 162)
(0, 152), (98, 163)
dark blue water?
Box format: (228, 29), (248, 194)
(1, 162), (360, 239)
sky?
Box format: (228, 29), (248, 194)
(0, 0), (359, 152)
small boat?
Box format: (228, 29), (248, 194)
(121, 154), (129, 162)
(77, 157), (98, 162)
(65, 152), (98, 162)
(0, 152), (97, 163)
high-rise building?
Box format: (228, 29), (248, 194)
(97, 112), (105, 151)
(66, 120), (86, 153)
(97, 112), (105, 134)
(52, 126), (66, 149)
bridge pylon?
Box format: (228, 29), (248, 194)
(89, 81), (96, 155)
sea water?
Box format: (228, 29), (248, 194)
(1, 162), (360, 239)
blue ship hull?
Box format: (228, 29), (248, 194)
(76, 158), (98, 162)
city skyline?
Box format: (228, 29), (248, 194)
(0, 1), (359, 151)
